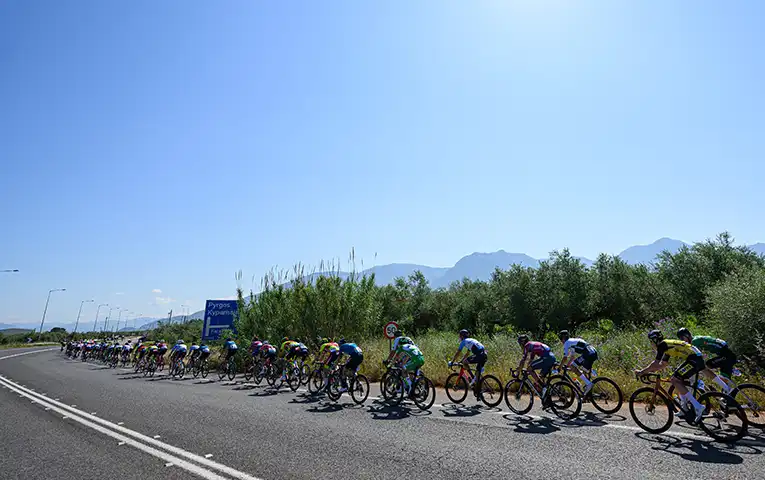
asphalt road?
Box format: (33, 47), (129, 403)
(1, 347), (763, 479)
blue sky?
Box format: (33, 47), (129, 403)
(1, 1), (764, 327)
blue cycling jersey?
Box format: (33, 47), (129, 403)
(200, 345), (210, 353)
(458, 338), (485, 355)
(189, 345), (199, 351)
(172, 344), (188, 353)
(339, 343), (362, 356)
(224, 341), (238, 350)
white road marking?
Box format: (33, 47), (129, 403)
(118, 442), (126, 446)
(117, 422), (124, 426)
(165, 463), (174, 467)
(205, 454), (213, 458)
(153, 435), (161, 439)
(0, 374), (263, 480)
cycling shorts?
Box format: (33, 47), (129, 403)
(530, 353), (557, 377)
(466, 351), (488, 376)
(706, 350), (737, 378)
(672, 354), (706, 381)
(345, 354), (363, 372)
(404, 355), (424, 372)
(573, 351), (598, 371)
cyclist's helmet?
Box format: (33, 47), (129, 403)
(393, 330), (403, 338)
(647, 329), (664, 344)
(677, 328), (692, 341)
(458, 329), (469, 338)
(517, 334), (529, 345)
(558, 330), (570, 340)
(338, 338), (346, 345)
(281, 337), (288, 343)
(321, 337), (329, 344)
(252, 336), (259, 341)
(176, 339), (184, 345)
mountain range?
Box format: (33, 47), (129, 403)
(5, 238), (763, 332)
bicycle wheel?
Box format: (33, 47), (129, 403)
(300, 363), (311, 386)
(201, 361), (209, 378)
(218, 361), (227, 380)
(288, 367), (301, 392)
(547, 379), (582, 420)
(478, 375), (503, 408)
(589, 377), (623, 415)
(697, 391), (748, 442)
(382, 371), (404, 406)
(326, 372), (342, 401)
(227, 359), (237, 381)
(253, 363), (265, 385)
(266, 364), (278, 387)
(412, 376), (436, 410)
(350, 374), (370, 405)
(730, 383), (765, 429)
(445, 373), (468, 404)
(177, 361), (186, 379)
(192, 361), (200, 378)
(629, 387), (674, 434)
(243, 359), (254, 382)
(308, 369), (325, 395)
(504, 379), (534, 414)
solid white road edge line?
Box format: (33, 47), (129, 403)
(0, 374), (263, 480)
(0, 348), (57, 361)
(0, 376), (229, 480)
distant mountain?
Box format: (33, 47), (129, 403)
(616, 238), (688, 265)
(0, 328), (32, 335)
(750, 243), (765, 256)
(433, 251), (539, 288)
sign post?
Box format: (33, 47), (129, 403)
(202, 300), (239, 341)
(384, 321), (399, 352)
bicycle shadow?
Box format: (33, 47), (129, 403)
(440, 404), (483, 418)
(634, 432), (760, 464)
(502, 414), (561, 435)
(290, 393), (323, 404)
(366, 400), (432, 420)
(193, 379), (216, 385)
(306, 401), (344, 413)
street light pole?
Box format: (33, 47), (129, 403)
(93, 303), (108, 332)
(181, 304), (189, 323)
(39, 288), (66, 335)
(73, 299), (94, 333)
(104, 306), (117, 332)
(115, 309), (128, 333)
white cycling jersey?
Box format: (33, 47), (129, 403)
(563, 338), (596, 357)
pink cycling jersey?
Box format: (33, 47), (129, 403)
(523, 341), (551, 359)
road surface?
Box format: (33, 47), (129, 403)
(0, 347), (763, 479)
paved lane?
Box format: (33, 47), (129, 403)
(1, 348), (763, 479)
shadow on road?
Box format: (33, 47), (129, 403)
(441, 404), (483, 417)
(290, 393), (323, 404)
(635, 432), (761, 464)
(502, 414), (561, 435)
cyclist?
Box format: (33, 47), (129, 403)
(318, 338), (340, 369)
(337, 338), (363, 392)
(187, 342), (200, 367)
(121, 341), (132, 362)
(250, 336), (263, 358)
(279, 337), (300, 381)
(449, 329), (487, 388)
(199, 342), (211, 364)
(385, 330), (413, 364)
(169, 339), (188, 366)
(259, 341), (277, 374)
(677, 328), (738, 393)
(516, 335), (556, 392)
(636, 329), (706, 422)
(221, 337), (238, 364)
(390, 336), (424, 394)
(558, 330), (598, 395)
(156, 339), (169, 368)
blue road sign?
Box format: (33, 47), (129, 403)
(202, 300), (238, 341)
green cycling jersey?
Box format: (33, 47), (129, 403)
(690, 335), (730, 355)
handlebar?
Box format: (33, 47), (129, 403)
(635, 372), (661, 385)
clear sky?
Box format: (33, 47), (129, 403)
(1, 1), (763, 327)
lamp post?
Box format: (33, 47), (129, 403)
(181, 304), (189, 323)
(104, 306), (118, 333)
(115, 309), (129, 333)
(39, 288), (66, 335)
(73, 299), (94, 333)
(93, 304), (108, 332)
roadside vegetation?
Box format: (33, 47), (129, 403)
(143, 232), (765, 393)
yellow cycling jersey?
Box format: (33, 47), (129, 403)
(655, 339), (702, 361)
(280, 341), (299, 356)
